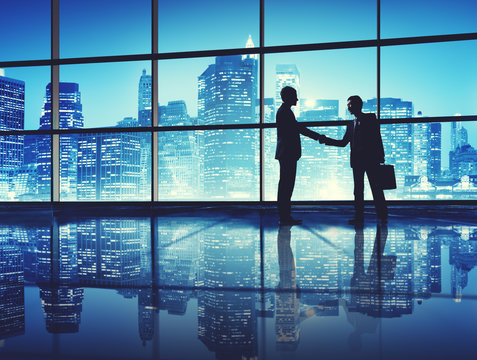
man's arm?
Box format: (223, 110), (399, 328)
(321, 124), (352, 147)
(297, 123), (321, 141)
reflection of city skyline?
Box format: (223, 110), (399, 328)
(1, 218), (477, 355)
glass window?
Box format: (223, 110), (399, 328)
(382, 121), (477, 200)
(264, 126), (352, 201)
(158, 0), (258, 53)
(60, 0), (151, 58)
(0, 0), (50, 61)
(61, 132), (151, 201)
(382, 0), (477, 38)
(0, 135), (51, 201)
(1, 67), (50, 131)
(266, 0), (376, 46)
(381, 41), (477, 118)
(159, 55), (260, 126)
(60, 62), (151, 128)
(158, 129), (259, 201)
(266, 49), (376, 123)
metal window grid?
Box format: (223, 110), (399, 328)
(0, 0), (476, 204)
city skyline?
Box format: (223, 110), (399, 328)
(1, 49), (477, 201)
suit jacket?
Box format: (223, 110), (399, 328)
(275, 104), (320, 161)
(324, 112), (385, 168)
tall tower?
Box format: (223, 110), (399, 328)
(428, 123), (442, 181)
(138, 69), (152, 127)
(198, 46), (258, 199)
(242, 34), (258, 61)
(137, 70), (152, 199)
(275, 64), (300, 117)
(451, 121), (468, 151)
(412, 111), (429, 179)
(37, 83), (84, 200)
(0, 73), (24, 169)
(0, 73), (25, 199)
(158, 100), (199, 198)
(77, 130), (142, 200)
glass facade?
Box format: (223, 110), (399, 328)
(382, 0), (477, 38)
(64, 132), (151, 201)
(159, 130), (260, 200)
(266, 0), (376, 45)
(0, 1), (476, 202)
(60, 0), (151, 58)
(158, 0), (259, 53)
(0, 0), (50, 61)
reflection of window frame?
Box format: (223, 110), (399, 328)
(0, 0), (476, 203)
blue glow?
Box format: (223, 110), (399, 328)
(0, 1), (476, 201)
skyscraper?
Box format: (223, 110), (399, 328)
(428, 123), (442, 181)
(0, 74), (24, 169)
(37, 83), (84, 200)
(275, 64), (300, 117)
(198, 48), (258, 199)
(77, 129), (142, 201)
(137, 70), (152, 199)
(449, 144), (477, 179)
(0, 73), (25, 199)
(451, 122), (468, 151)
(138, 69), (152, 127)
(158, 100), (199, 198)
(412, 112), (430, 179)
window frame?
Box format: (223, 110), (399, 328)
(0, 0), (476, 204)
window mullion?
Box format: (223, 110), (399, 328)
(51, 0), (60, 202)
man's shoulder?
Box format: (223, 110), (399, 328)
(360, 112), (378, 123)
(276, 105), (293, 119)
(362, 112), (377, 119)
(277, 104), (291, 114)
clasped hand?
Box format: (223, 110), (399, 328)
(317, 134), (327, 144)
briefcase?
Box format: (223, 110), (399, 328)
(378, 164), (396, 190)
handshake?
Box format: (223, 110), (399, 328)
(317, 134), (328, 144)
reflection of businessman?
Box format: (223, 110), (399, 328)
(276, 225), (300, 351)
(320, 96), (387, 224)
(275, 86), (322, 225)
(344, 223), (395, 351)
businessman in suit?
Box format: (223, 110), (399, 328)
(319, 95), (388, 224)
(275, 86), (322, 225)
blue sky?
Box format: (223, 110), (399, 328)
(1, 0), (476, 161)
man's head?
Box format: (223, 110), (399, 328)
(347, 95), (363, 116)
(280, 86), (298, 106)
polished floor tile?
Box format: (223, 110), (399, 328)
(0, 207), (476, 359)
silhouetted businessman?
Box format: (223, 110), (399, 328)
(320, 95), (387, 224)
(275, 86), (322, 225)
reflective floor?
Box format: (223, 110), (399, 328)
(1, 206), (476, 359)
